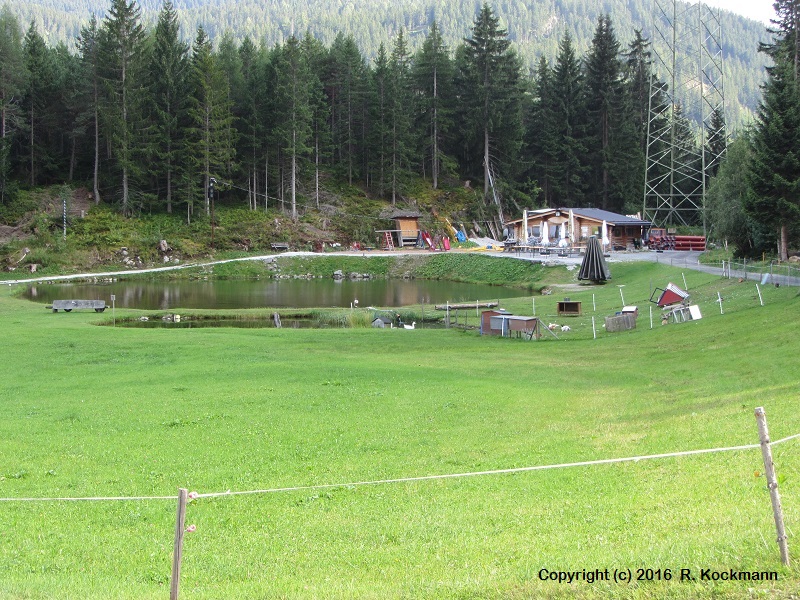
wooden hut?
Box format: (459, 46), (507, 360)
(376, 210), (422, 249)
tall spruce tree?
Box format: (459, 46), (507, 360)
(527, 56), (558, 207)
(412, 21), (453, 190)
(623, 30), (653, 148)
(22, 22), (55, 187)
(78, 16), (102, 204)
(53, 42), (84, 182)
(99, 0), (147, 215)
(388, 29), (414, 204)
(237, 36), (267, 210)
(585, 15), (621, 210)
(327, 34), (367, 185)
(148, 0), (188, 213)
(273, 35), (313, 221)
(369, 43), (391, 197)
(550, 32), (589, 207)
(186, 26), (237, 217)
(458, 3), (523, 220)
(705, 106), (727, 179)
(302, 31), (330, 209)
(585, 15), (640, 213)
(0, 7), (28, 204)
(746, 57), (800, 259)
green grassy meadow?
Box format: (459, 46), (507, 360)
(1, 257), (799, 599)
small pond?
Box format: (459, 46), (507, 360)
(23, 278), (524, 310)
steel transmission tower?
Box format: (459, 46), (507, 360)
(643, 0), (726, 228)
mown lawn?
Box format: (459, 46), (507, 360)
(0, 258), (798, 599)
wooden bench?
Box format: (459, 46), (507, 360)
(50, 300), (106, 313)
(270, 242), (290, 251)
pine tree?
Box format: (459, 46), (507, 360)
(585, 15), (639, 212)
(705, 106), (727, 179)
(746, 57), (800, 259)
(623, 29), (653, 147)
(369, 43), (391, 197)
(22, 21), (55, 187)
(388, 29), (414, 204)
(458, 3), (524, 220)
(148, 0), (189, 213)
(301, 31), (330, 209)
(327, 34), (367, 185)
(527, 56), (558, 207)
(99, 0), (147, 215)
(237, 36), (267, 210)
(273, 35), (313, 221)
(550, 32), (589, 207)
(412, 21), (453, 190)
(53, 42), (84, 182)
(77, 16), (102, 204)
(186, 26), (237, 217)
(0, 7), (28, 204)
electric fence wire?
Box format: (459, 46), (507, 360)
(1, 432), (797, 503)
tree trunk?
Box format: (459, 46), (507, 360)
(291, 129), (297, 221)
(780, 222), (789, 261)
(29, 108), (35, 187)
(93, 101), (100, 204)
(432, 63), (439, 190)
(483, 126), (490, 201)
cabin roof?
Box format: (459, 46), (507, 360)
(384, 210), (422, 219)
(505, 208), (650, 227)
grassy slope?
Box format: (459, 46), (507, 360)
(0, 258), (798, 599)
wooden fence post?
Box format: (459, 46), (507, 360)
(755, 407), (790, 566)
(170, 488), (189, 600)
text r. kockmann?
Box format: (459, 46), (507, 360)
(700, 569), (778, 582)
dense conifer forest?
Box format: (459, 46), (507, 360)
(7, 0), (769, 124)
(0, 0), (795, 260)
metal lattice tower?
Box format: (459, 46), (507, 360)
(644, 0), (726, 228)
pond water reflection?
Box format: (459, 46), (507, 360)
(23, 278), (523, 310)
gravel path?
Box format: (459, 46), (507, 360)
(4, 246), (798, 287)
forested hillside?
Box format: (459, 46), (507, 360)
(9, 0), (770, 124)
(1, 0), (788, 264)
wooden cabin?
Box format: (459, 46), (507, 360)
(504, 208), (651, 250)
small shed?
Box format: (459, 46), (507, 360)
(481, 309), (512, 336)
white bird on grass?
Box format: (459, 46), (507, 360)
(403, 321), (416, 330)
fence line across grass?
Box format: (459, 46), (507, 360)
(3, 409), (796, 598)
(2, 431), (798, 504)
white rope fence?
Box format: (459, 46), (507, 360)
(2, 431), (797, 503)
